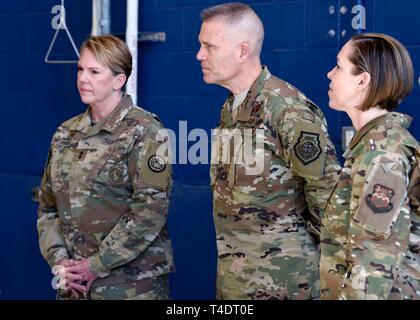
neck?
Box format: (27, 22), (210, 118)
(226, 61), (262, 95)
(347, 106), (388, 131)
(90, 91), (122, 122)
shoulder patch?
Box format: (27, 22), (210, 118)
(148, 154), (166, 173)
(293, 131), (322, 165)
(289, 122), (327, 178)
(138, 138), (170, 189)
(354, 153), (407, 238)
(365, 184), (395, 214)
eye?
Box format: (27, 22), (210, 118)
(77, 66), (83, 72)
(92, 69), (100, 75)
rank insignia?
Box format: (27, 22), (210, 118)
(251, 101), (262, 114)
(293, 131), (322, 165)
(366, 184), (394, 214)
(148, 155), (166, 173)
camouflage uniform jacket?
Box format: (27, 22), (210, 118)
(211, 66), (341, 299)
(320, 112), (420, 300)
(37, 93), (174, 290)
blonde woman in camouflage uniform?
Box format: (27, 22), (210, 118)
(320, 33), (420, 300)
(37, 35), (174, 299)
(197, 3), (341, 299)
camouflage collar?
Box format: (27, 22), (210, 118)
(348, 112), (412, 150)
(236, 65), (271, 123)
(75, 93), (134, 135)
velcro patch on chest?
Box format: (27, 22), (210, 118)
(108, 166), (124, 184)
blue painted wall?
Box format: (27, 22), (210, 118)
(0, 0), (418, 299)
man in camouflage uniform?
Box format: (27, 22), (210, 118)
(197, 3), (340, 299)
(320, 112), (420, 300)
(38, 93), (174, 299)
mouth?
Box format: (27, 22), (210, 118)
(79, 89), (93, 94)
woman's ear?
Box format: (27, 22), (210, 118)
(357, 71), (371, 91)
(113, 74), (127, 90)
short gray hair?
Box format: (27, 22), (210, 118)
(200, 2), (264, 57)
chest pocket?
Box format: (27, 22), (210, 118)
(230, 128), (272, 196)
(50, 139), (74, 193)
(87, 144), (129, 188)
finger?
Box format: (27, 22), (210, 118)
(63, 260), (76, 267)
(64, 280), (80, 290)
(52, 265), (66, 275)
(64, 272), (83, 281)
(65, 265), (87, 274)
(86, 279), (95, 292)
(67, 281), (87, 293)
(71, 289), (80, 299)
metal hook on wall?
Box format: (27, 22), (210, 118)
(44, 0), (80, 64)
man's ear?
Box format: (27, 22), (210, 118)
(357, 71), (371, 91)
(113, 74), (127, 90)
(238, 41), (251, 63)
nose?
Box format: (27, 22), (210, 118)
(196, 45), (205, 62)
(78, 69), (88, 82)
(327, 68), (334, 80)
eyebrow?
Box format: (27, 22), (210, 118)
(199, 39), (216, 47)
(77, 65), (101, 70)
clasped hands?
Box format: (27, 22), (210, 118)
(52, 258), (98, 298)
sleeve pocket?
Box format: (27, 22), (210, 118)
(353, 154), (407, 239)
(137, 139), (171, 190)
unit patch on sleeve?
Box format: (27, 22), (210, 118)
(293, 131), (322, 165)
(354, 153), (406, 238)
(138, 138), (170, 190)
(288, 121), (327, 178)
(365, 184), (395, 214)
(148, 155), (166, 173)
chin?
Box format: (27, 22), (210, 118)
(328, 102), (345, 112)
(328, 100), (338, 110)
(203, 76), (214, 84)
(80, 96), (94, 105)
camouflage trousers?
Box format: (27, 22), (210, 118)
(57, 275), (170, 300)
(216, 256), (320, 300)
